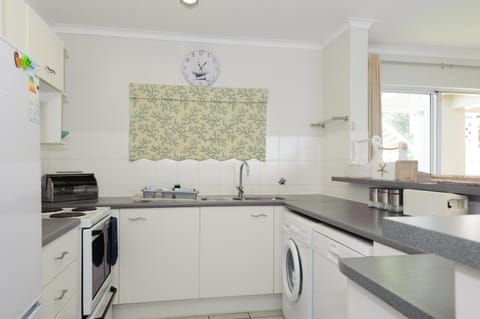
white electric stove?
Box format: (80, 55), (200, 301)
(42, 205), (117, 318)
(42, 206), (111, 228)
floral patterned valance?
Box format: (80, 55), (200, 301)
(129, 83), (268, 161)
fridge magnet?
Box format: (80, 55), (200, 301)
(21, 54), (32, 70)
(29, 75), (37, 94)
(28, 74), (40, 124)
(13, 51), (22, 68)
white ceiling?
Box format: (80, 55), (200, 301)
(29, 0), (480, 53)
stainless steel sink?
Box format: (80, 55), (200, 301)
(200, 196), (241, 201)
(243, 196), (286, 201)
(200, 195), (286, 201)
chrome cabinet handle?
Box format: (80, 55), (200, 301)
(54, 289), (68, 301)
(45, 65), (56, 75)
(54, 251), (69, 260)
(128, 217), (146, 221)
(250, 213), (267, 218)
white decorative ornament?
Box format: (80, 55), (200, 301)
(182, 50), (220, 87)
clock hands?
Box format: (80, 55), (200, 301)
(197, 61), (207, 72)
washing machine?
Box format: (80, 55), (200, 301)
(282, 211), (317, 319)
(312, 223), (373, 319)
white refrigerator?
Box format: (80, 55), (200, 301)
(0, 36), (43, 319)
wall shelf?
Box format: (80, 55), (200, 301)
(332, 176), (480, 197)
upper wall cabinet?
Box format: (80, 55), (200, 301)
(1, 0), (28, 52)
(27, 6), (64, 92)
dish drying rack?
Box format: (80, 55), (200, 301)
(141, 186), (198, 199)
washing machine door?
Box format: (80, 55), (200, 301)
(283, 238), (302, 302)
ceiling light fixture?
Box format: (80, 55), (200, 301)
(180, 0), (199, 7)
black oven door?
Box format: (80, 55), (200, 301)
(91, 220), (111, 299)
(83, 216), (117, 316)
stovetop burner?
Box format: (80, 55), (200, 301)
(42, 207), (63, 213)
(50, 212), (86, 218)
(72, 207), (98, 212)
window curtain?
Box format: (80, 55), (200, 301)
(129, 83), (268, 161)
(368, 54), (382, 160)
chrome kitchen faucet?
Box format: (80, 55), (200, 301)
(237, 161), (250, 199)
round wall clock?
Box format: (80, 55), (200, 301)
(182, 50), (220, 86)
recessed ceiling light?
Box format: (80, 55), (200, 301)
(180, 0), (199, 7)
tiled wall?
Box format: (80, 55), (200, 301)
(42, 135), (321, 197)
(40, 33), (323, 198)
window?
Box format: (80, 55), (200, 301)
(381, 92), (433, 172)
(382, 91), (480, 175)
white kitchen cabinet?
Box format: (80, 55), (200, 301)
(273, 206), (286, 294)
(347, 280), (406, 319)
(42, 227), (81, 319)
(54, 292), (80, 319)
(1, 0), (27, 52)
(200, 206), (274, 298)
(119, 208), (200, 304)
(27, 5), (64, 91)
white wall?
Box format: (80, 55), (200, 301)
(41, 34), (323, 197)
(319, 26), (370, 202)
(380, 55), (480, 91)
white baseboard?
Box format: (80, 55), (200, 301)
(113, 294), (282, 319)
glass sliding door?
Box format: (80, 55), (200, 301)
(381, 92), (433, 172)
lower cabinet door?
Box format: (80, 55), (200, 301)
(200, 206), (274, 298)
(347, 280), (407, 319)
(54, 292), (80, 319)
(119, 208), (200, 304)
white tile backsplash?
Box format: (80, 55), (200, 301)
(279, 136), (299, 161)
(178, 160), (200, 188)
(43, 135), (321, 196)
(199, 160), (221, 185)
(299, 136), (319, 161)
(279, 161), (300, 185)
(219, 160), (236, 185)
(266, 136), (279, 160)
(259, 184), (280, 195)
(259, 160), (280, 185)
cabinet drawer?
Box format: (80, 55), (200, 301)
(44, 260), (80, 319)
(43, 229), (80, 287)
(54, 291), (80, 319)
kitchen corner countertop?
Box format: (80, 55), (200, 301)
(383, 215), (480, 270)
(339, 254), (455, 319)
(43, 194), (420, 253)
(42, 218), (80, 246)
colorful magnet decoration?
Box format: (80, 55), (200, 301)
(14, 51), (23, 68)
(29, 75), (38, 94)
(22, 55), (32, 70)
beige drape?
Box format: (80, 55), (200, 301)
(368, 54), (382, 160)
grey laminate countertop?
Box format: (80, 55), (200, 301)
(43, 194), (420, 253)
(42, 218), (80, 246)
(332, 176), (480, 196)
(339, 254), (455, 319)
(383, 215), (480, 269)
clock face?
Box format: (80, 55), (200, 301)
(182, 50), (220, 87)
